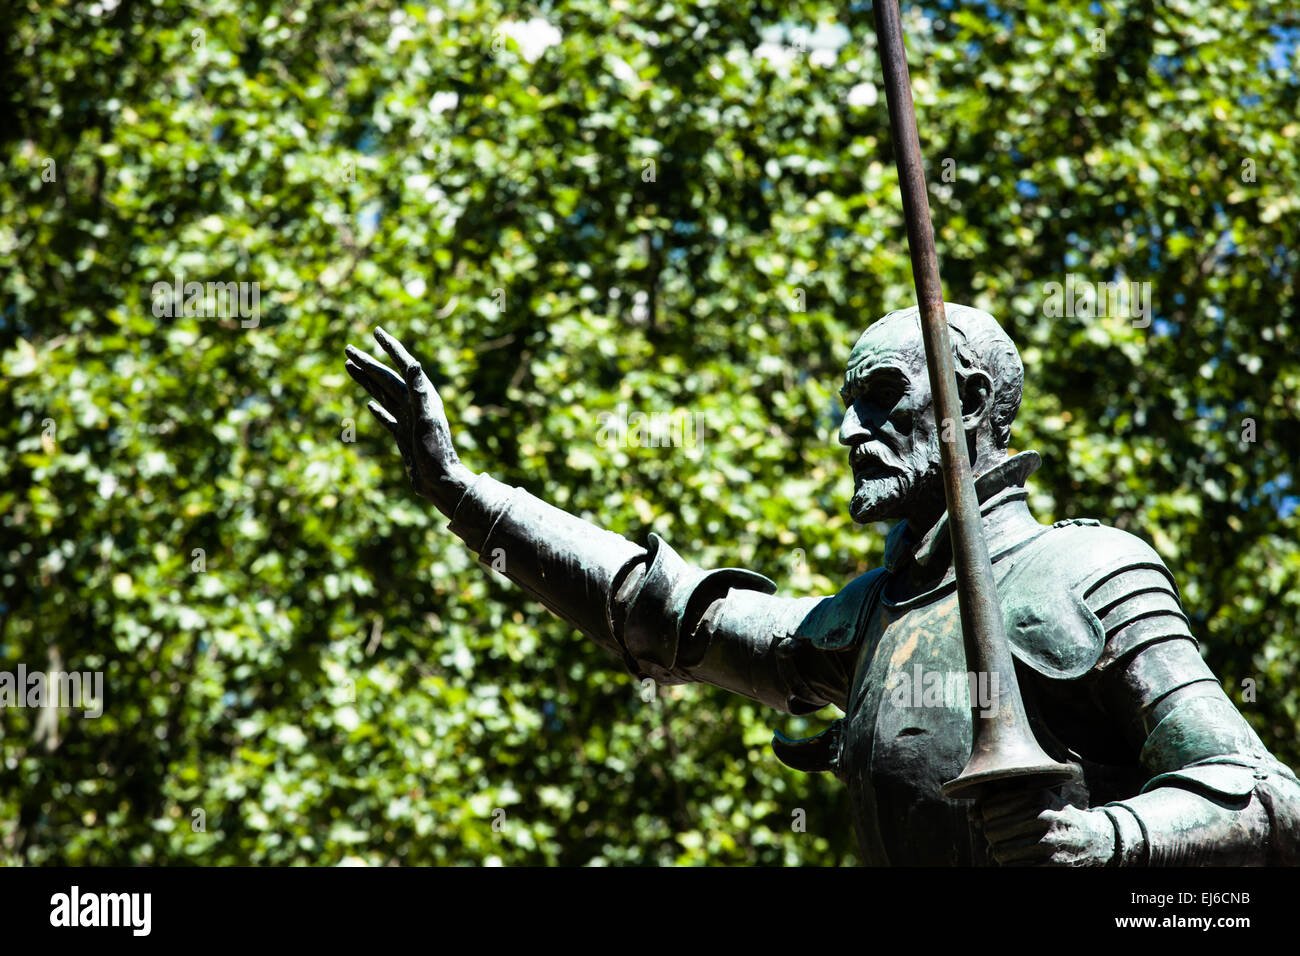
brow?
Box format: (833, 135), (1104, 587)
(840, 365), (909, 404)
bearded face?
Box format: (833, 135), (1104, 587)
(840, 306), (1017, 528)
(839, 343), (945, 525)
(847, 435), (944, 524)
(848, 456), (942, 524)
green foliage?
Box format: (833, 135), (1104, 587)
(1, 0), (1296, 865)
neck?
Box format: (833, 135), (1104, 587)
(899, 447), (1009, 539)
(883, 450), (1041, 594)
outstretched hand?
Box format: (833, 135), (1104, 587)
(344, 327), (473, 515)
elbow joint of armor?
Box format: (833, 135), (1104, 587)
(614, 533), (776, 681)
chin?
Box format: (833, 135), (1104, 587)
(849, 475), (910, 524)
(849, 458), (945, 525)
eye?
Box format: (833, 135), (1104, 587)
(868, 378), (906, 410)
(841, 369), (909, 413)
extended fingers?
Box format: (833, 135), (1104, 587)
(366, 399), (399, 433)
(345, 346), (408, 412)
(372, 327), (452, 450)
(368, 400), (416, 478)
(374, 327), (427, 392)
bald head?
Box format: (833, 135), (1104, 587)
(846, 302), (1024, 449)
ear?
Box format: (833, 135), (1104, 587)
(960, 369), (994, 433)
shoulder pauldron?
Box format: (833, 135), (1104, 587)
(999, 520), (1189, 680)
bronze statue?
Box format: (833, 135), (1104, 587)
(344, 304), (1300, 866)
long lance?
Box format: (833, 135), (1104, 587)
(870, 0), (1077, 796)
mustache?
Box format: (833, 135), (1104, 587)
(849, 443), (907, 476)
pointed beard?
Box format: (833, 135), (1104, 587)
(849, 472), (911, 523)
(848, 458), (943, 524)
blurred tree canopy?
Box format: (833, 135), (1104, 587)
(1, 0), (1297, 865)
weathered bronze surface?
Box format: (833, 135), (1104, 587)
(345, 308), (1300, 866)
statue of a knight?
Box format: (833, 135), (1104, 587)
(344, 302), (1300, 866)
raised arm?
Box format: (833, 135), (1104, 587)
(343, 329), (847, 709)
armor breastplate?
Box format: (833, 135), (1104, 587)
(842, 583), (991, 865)
(838, 512), (1113, 865)
(835, 513), (1161, 864)
(762, 461), (1196, 863)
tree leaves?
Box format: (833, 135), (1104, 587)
(1, 0), (1296, 866)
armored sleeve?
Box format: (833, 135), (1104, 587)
(446, 473), (844, 708)
(446, 471), (648, 659)
(1075, 528), (1300, 865)
(609, 534), (863, 714)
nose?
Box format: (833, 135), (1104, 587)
(839, 402), (869, 447)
